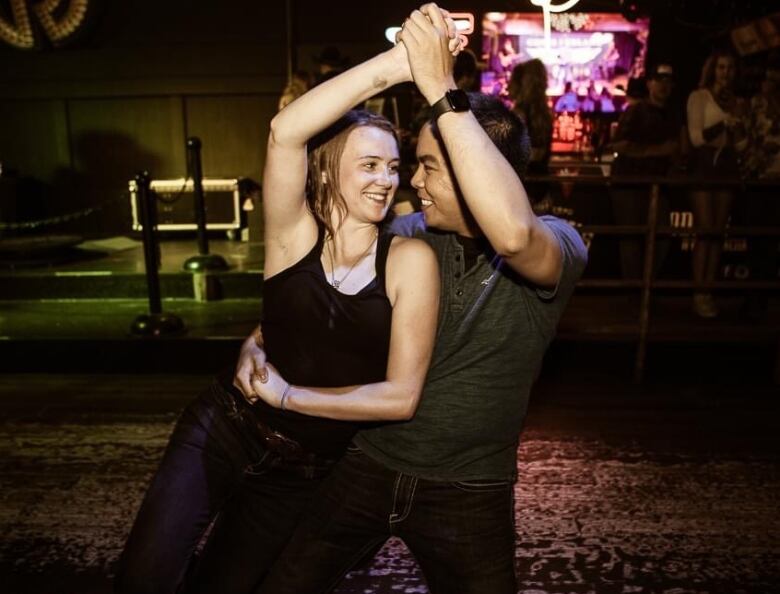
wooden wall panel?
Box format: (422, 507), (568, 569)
(66, 97), (186, 234)
(184, 95), (277, 184)
(0, 99), (69, 182)
(0, 99), (70, 226)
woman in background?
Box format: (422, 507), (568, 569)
(686, 49), (744, 318)
(508, 59), (554, 206)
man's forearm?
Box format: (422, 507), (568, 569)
(437, 111), (538, 254)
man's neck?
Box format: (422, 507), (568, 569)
(455, 234), (490, 270)
(648, 96), (666, 108)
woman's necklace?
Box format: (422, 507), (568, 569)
(326, 228), (378, 290)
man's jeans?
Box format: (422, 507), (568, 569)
(114, 378), (330, 594)
(258, 445), (518, 594)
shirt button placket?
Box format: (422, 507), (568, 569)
(454, 250), (464, 303)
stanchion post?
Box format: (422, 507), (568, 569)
(131, 171), (185, 336)
(634, 182), (660, 384)
(183, 137), (228, 273)
(190, 137), (209, 257)
(139, 171), (162, 314)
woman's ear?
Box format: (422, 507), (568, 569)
(321, 172), (328, 185)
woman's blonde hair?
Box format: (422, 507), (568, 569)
(698, 49), (737, 89)
(306, 110), (399, 239)
(508, 59), (552, 155)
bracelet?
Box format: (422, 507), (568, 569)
(280, 383), (291, 411)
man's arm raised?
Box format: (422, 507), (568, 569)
(400, 4), (563, 288)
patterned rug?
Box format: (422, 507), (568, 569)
(1, 375), (778, 594)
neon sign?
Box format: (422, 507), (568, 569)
(385, 12), (475, 48)
(525, 32), (615, 65)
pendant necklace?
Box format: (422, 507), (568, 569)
(326, 228), (378, 290)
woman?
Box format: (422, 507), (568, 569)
(686, 49), (744, 318)
(508, 59), (553, 205)
(277, 69), (311, 112)
(115, 29), (450, 594)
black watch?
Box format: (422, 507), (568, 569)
(430, 89), (470, 121)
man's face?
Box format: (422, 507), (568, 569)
(647, 76), (672, 105)
(411, 124), (473, 235)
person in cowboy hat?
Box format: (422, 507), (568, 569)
(314, 45), (350, 85)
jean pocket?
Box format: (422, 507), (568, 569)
(451, 479), (513, 493)
(208, 380), (240, 417)
(345, 443), (363, 455)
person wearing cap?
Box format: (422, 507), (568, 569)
(314, 46), (350, 86)
(624, 77), (647, 108)
(609, 63), (681, 281)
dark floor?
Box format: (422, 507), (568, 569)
(1, 237), (778, 592)
(1, 367), (778, 594)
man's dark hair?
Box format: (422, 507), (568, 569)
(431, 92), (531, 182)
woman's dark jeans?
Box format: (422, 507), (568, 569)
(258, 446), (518, 594)
(114, 379), (331, 594)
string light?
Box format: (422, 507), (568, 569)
(0, 0), (91, 50)
(0, 0), (34, 49)
(385, 13), (474, 47)
(33, 0), (90, 43)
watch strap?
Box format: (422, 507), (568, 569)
(430, 89), (469, 121)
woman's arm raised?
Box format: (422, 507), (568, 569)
(262, 46), (412, 275)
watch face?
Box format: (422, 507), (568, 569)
(447, 90), (470, 111)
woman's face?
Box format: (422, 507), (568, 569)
(714, 56), (735, 88)
(337, 126), (400, 224)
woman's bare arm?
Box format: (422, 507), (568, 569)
(262, 46), (412, 277)
(252, 238), (440, 421)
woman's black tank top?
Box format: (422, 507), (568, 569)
(253, 225), (394, 457)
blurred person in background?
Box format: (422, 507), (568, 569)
(739, 63), (780, 319)
(453, 48), (480, 91)
(313, 46), (350, 85)
(609, 64), (681, 281)
(277, 70), (312, 111)
(741, 64), (780, 179)
(686, 49), (745, 318)
(508, 58), (553, 207)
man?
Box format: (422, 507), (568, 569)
(453, 48), (480, 91)
(237, 5), (587, 592)
(554, 81), (581, 113)
(740, 65), (780, 319)
(313, 46), (349, 86)
(609, 63), (681, 280)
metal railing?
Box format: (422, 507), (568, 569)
(524, 173), (780, 382)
